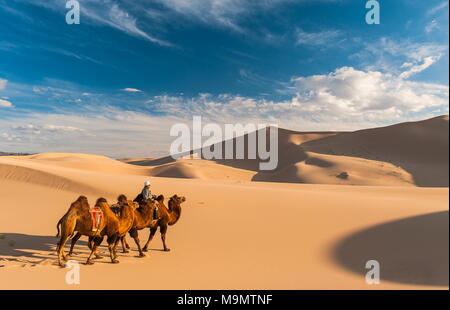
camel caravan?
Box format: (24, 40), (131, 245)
(55, 181), (186, 267)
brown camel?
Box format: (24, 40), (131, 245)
(125, 194), (186, 253)
(65, 195), (136, 259)
(56, 196), (128, 266)
(123, 195), (165, 257)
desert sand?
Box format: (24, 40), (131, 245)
(0, 116), (448, 289)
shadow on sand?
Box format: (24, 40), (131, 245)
(0, 233), (153, 266)
(0, 233), (90, 264)
(332, 211), (449, 287)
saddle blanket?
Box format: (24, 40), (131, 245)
(89, 207), (104, 232)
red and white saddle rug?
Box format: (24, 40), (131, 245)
(89, 207), (104, 232)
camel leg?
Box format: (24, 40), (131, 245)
(57, 234), (70, 267)
(120, 237), (129, 253)
(142, 227), (157, 252)
(107, 235), (119, 264)
(129, 229), (145, 257)
(114, 238), (120, 256)
(88, 236), (103, 259)
(68, 232), (82, 256)
(160, 225), (170, 252)
(124, 238), (130, 249)
(86, 236), (103, 265)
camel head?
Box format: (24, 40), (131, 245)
(169, 195), (186, 208)
(167, 195), (186, 225)
(117, 194), (128, 203)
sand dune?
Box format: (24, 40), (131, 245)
(302, 115), (449, 186)
(0, 116), (448, 289)
(19, 153), (151, 175)
(0, 162), (98, 194)
(0, 171), (447, 289)
(123, 115), (448, 187)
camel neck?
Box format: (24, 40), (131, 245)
(168, 199), (182, 225)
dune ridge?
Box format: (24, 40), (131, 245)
(0, 162), (98, 194)
(122, 115), (448, 187)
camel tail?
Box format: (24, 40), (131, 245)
(56, 218), (62, 237)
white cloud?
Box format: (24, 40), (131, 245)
(19, 0), (172, 46)
(0, 133), (21, 142)
(426, 1), (449, 16)
(86, 3), (173, 46)
(11, 124), (85, 135)
(122, 88), (143, 93)
(0, 99), (13, 108)
(291, 67), (448, 120)
(0, 108), (180, 158)
(398, 56), (440, 79)
(147, 66), (449, 125)
(295, 28), (343, 47)
(0, 78), (7, 90)
(353, 37), (448, 76)
(425, 19), (439, 33)
(155, 0), (292, 32)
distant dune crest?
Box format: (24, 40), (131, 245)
(0, 115), (448, 187)
(124, 115), (449, 187)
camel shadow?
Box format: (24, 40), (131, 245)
(0, 233), (68, 258)
(0, 233), (109, 265)
(332, 211), (449, 286)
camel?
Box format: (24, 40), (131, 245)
(62, 194), (186, 258)
(67, 195), (136, 257)
(66, 195), (159, 258)
(55, 196), (133, 266)
(112, 195), (137, 254)
(124, 195), (165, 257)
(127, 194), (186, 253)
(68, 195), (135, 258)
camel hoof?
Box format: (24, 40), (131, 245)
(138, 253), (146, 257)
(112, 260), (120, 264)
(94, 255), (103, 259)
(142, 248), (148, 252)
(164, 248), (171, 252)
(85, 260), (94, 265)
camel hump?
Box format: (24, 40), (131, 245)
(156, 195), (164, 202)
(96, 197), (107, 205)
(117, 194), (127, 203)
(133, 193), (143, 203)
(75, 195), (89, 206)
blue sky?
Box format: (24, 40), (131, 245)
(0, 0), (449, 157)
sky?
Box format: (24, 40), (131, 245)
(0, 0), (449, 157)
